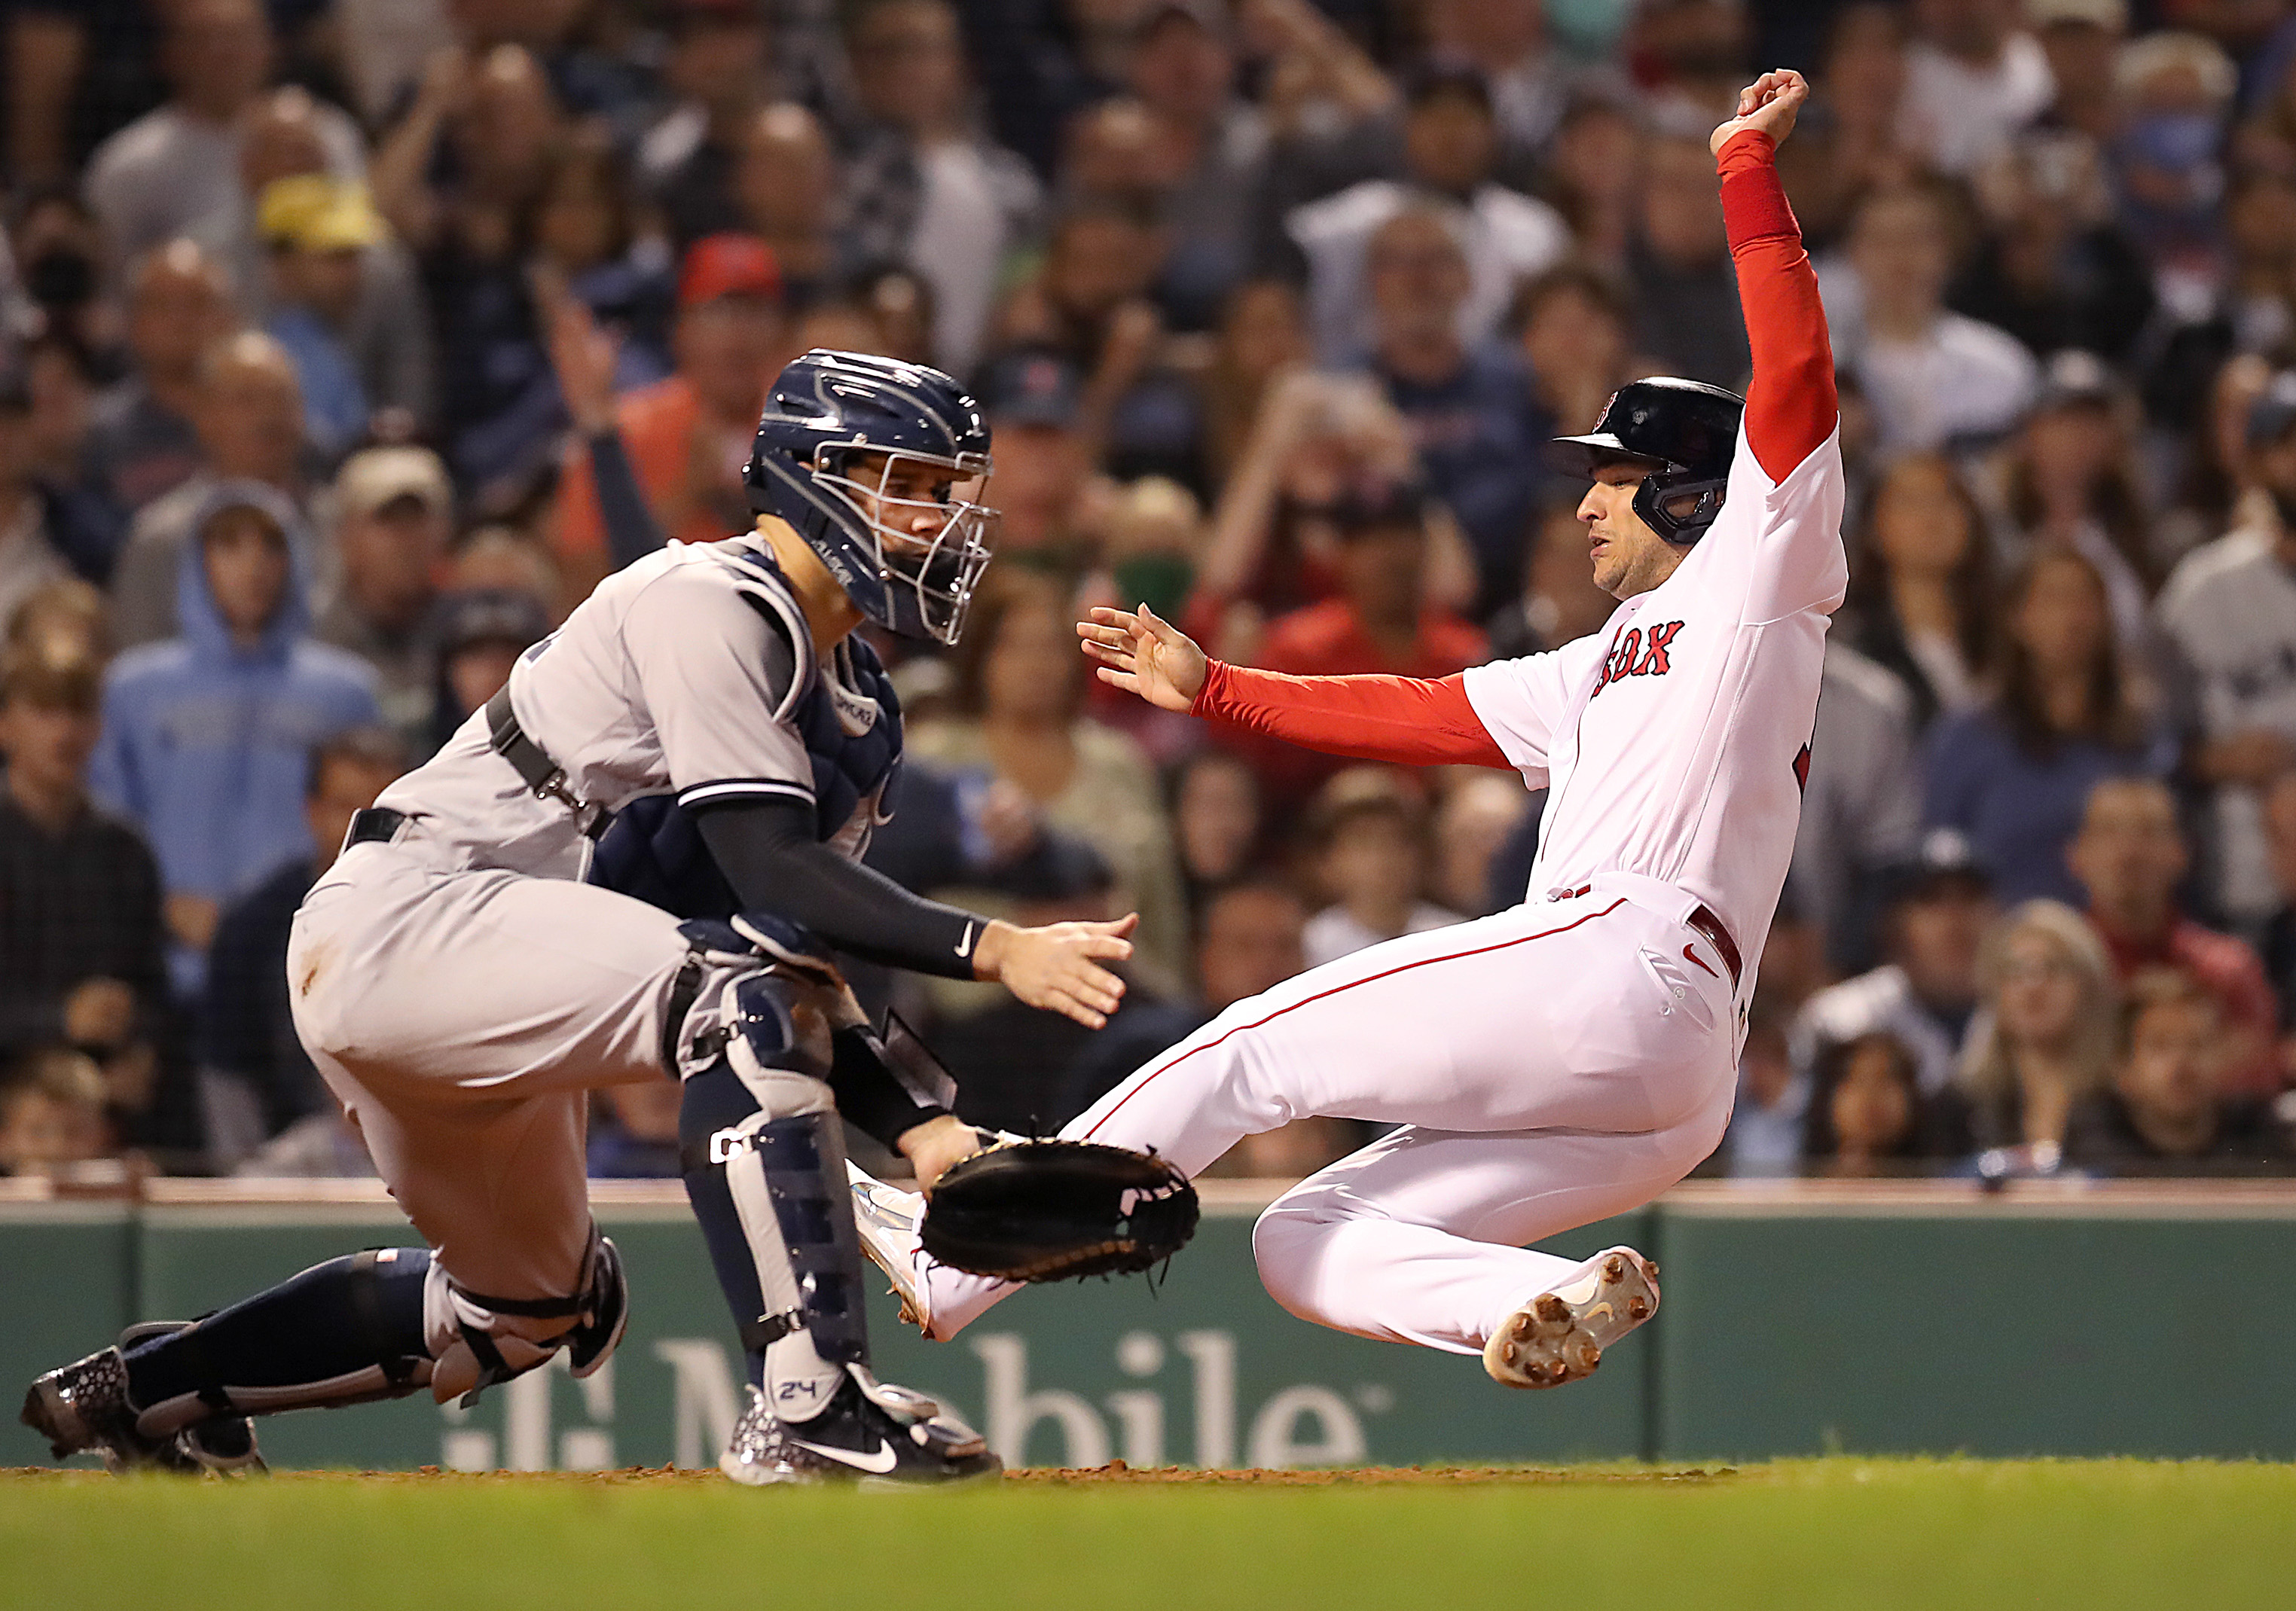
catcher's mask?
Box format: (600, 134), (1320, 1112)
(746, 349), (999, 645)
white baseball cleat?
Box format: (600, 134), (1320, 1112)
(846, 1162), (932, 1335)
(1482, 1246), (1660, 1390)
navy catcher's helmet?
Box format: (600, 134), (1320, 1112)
(745, 349), (997, 644)
(1543, 377), (1743, 545)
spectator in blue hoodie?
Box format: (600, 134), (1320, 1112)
(89, 481), (378, 980)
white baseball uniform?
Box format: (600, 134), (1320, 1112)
(914, 130), (1846, 1356)
(287, 532), (890, 1320)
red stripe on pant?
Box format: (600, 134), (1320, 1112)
(1083, 899), (1630, 1141)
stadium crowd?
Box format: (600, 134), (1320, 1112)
(2, 0), (2294, 1185)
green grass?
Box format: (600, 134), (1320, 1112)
(2, 1459), (2291, 1611)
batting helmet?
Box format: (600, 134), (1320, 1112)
(746, 349), (997, 644)
(1543, 378), (1744, 545)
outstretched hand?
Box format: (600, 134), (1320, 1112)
(1077, 603), (1209, 713)
(974, 914), (1138, 1030)
(1711, 69), (1809, 157)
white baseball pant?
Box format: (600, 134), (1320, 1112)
(288, 839), (691, 1326)
(919, 883), (1741, 1353)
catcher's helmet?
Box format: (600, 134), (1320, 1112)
(1543, 377), (1744, 545)
(746, 349), (997, 644)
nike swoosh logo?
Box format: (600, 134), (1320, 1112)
(789, 1435), (899, 1474)
(1683, 944), (1719, 978)
(955, 921), (975, 960)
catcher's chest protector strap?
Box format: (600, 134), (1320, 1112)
(485, 685), (609, 839)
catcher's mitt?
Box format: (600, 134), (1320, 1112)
(920, 1140), (1199, 1283)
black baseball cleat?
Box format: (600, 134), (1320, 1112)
(22, 1333), (264, 1475)
(720, 1364), (1001, 1489)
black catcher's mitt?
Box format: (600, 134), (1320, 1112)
(920, 1140), (1199, 1282)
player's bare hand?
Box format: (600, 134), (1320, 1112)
(974, 914), (1137, 1029)
(897, 1113), (985, 1194)
(1711, 69), (1808, 156)
(1077, 603), (1208, 712)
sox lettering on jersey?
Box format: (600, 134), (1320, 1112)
(1593, 621), (1684, 694)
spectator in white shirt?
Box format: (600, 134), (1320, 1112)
(1895, 0), (2054, 177)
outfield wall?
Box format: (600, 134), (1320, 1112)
(5, 1179), (2292, 1469)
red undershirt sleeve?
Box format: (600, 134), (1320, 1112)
(1189, 661), (1513, 770)
(1718, 129), (1836, 484)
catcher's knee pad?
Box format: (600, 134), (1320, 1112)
(425, 1228), (630, 1405)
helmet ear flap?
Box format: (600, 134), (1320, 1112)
(1633, 474), (1727, 545)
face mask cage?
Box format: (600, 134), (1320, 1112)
(813, 445), (999, 643)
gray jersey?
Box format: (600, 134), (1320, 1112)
(377, 533), (879, 879)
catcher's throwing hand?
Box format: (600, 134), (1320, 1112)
(1078, 603), (1208, 713)
(1710, 69), (1808, 157)
(973, 914), (1137, 1030)
(921, 1139), (1200, 1282)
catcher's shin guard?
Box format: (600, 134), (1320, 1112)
(679, 967), (872, 1416)
(103, 1248), (435, 1439)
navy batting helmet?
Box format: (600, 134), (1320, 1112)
(746, 349), (997, 644)
(1543, 377), (1743, 545)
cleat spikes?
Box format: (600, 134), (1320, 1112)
(1482, 1246), (1660, 1393)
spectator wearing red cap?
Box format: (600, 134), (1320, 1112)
(548, 233), (787, 603)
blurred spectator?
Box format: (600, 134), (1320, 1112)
(1485, 493), (1619, 661)
(1958, 897), (2118, 1152)
(2030, 0), (2127, 147)
(639, 0), (777, 249)
(2110, 31), (2238, 289)
(1418, 0), (1584, 165)
(0, 638), (173, 1152)
(1987, 350), (2158, 645)
(1287, 65), (1569, 366)
(1351, 209), (1540, 600)
(426, 587), (554, 754)
(911, 570), (1189, 984)
(313, 447), (456, 749)
(2258, 773), (2296, 1061)
(1923, 550), (2172, 906)
(1168, 746), (1266, 910)
(1775, 5), (1917, 252)
(550, 233), (785, 600)
(1515, 263), (1635, 442)
(1951, 136), (2154, 365)
(588, 1079), (683, 1179)
(1299, 767), (1461, 969)
(1830, 182), (2038, 454)
(1121, 0), (1274, 334)
(2066, 776), (2282, 1095)
(2157, 371), (2296, 932)
(108, 331), (315, 651)
(1196, 279), (1312, 490)
(90, 483), (378, 971)
(5, 576), (109, 665)
(527, 124), (676, 386)
(1789, 642), (1926, 978)
(1839, 452), (1998, 733)
(733, 104), (840, 312)
(1896, 0), (2054, 178)
(841, 0), (1043, 376)
(1093, 478), (1207, 704)
(83, 0), (365, 273)
(253, 175), (394, 462)
(2065, 966), (2294, 1173)
(9, 189), (113, 360)
(1724, 1002), (1803, 1176)
(1803, 1030), (1961, 1175)
(1430, 771), (1531, 920)
(1062, 876), (1311, 1123)
(1625, 125), (1750, 389)
(200, 726), (405, 1164)
(0, 365), (76, 626)
(82, 241), (239, 523)
(975, 346), (1098, 557)
(1251, 473), (1488, 804)
(0, 1047), (111, 1178)
(1793, 831), (1996, 1103)
(1537, 95), (1641, 270)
